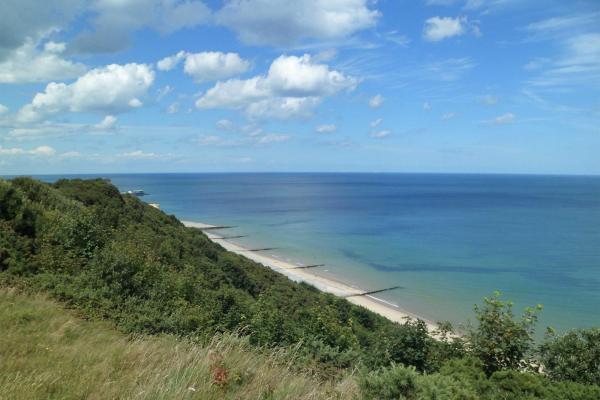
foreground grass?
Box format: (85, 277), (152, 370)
(0, 288), (357, 400)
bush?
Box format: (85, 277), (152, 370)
(359, 364), (419, 400)
(540, 328), (600, 385)
(468, 291), (541, 375)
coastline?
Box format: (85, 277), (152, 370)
(182, 220), (438, 331)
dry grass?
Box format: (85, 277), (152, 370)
(0, 288), (358, 400)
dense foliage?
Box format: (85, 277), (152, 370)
(1, 177), (599, 398)
(467, 291), (541, 375)
(540, 328), (600, 386)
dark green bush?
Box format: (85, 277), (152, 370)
(540, 328), (600, 386)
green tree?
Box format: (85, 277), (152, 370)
(468, 291), (542, 375)
(539, 328), (600, 385)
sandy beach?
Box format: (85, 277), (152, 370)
(183, 220), (438, 331)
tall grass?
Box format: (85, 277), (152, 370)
(0, 288), (357, 399)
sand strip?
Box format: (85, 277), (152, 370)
(183, 220), (437, 331)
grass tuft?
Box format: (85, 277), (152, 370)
(0, 287), (357, 400)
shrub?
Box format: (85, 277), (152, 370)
(539, 328), (600, 386)
(359, 364), (419, 400)
(468, 291), (541, 375)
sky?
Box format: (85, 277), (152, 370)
(0, 0), (599, 175)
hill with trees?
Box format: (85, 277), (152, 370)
(1, 177), (599, 399)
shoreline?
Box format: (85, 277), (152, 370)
(182, 220), (438, 331)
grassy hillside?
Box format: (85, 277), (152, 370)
(0, 287), (354, 400)
(1, 177), (599, 399)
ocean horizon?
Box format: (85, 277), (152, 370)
(26, 172), (600, 334)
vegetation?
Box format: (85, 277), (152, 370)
(1, 177), (599, 399)
(0, 287), (355, 399)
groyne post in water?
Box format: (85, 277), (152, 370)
(345, 286), (402, 298)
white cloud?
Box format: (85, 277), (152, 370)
(0, 104), (8, 114)
(370, 129), (390, 138)
(196, 54), (357, 119)
(157, 51), (186, 71)
(216, 0), (380, 46)
(383, 31), (411, 46)
(94, 115), (117, 131)
(370, 118), (383, 128)
(423, 16), (467, 42)
(525, 13), (600, 36)
(314, 49), (338, 63)
(72, 0), (211, 54)
(528, 33), (600, 87)
(494, 112), (515, 124)
(368, 94), (384, 108)
(184, 52), (250, 83)
(156, 85), (173, 101)
(158, 51), (250, 83)
(442, 112), (457, 120)
(60, 151), (81, 159)
(423, 101), (432, 111)
(17, 63), (155, 122)
(166, 102), (180, 114)
(257, 134), (291, 144)
(119, 150), (160, 159)
(244, 97), (322, 119)
(480, 95), (498, 105)
(0, 145), (56, 156)
(316, 124), (337, 133)
(0, 0), (83, 60)
(0, 38), (87, 83)
(43, 41), (67, 53)
(215, 119), (234, 131)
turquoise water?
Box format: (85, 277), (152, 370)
(34, 173), (600, 332)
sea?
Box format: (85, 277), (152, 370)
(29, 173), (600, 333)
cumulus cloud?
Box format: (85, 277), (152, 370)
(158, 51), (250, 82)
(0, 38), (87, 83)
(216, 0), (379, 46)
(0, 104), (8, 114)
(17, 63), (155, 122)
(423, 16), (466, 42)
(370, 130), (390, 138)
(196, 54), (357, 119)
(0, 0), (83, 60)
(494, 112), (515, 124)
(0, 145), (56, 156)
(72, 0), (211, 54)
(94, 115), (117, 131)
(157, 51), (186, 71)
(368, 94), (384, 108)
(316, 124), (337, 133)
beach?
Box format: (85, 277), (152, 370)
(183, 220), (438, 331)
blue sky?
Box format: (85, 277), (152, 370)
(0, 0), (599, 175)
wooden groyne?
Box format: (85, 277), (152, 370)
(290, 264), (325, 269)
(345, 286), (402, 298)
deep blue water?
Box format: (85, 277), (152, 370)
(26, 173), (600, 332)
